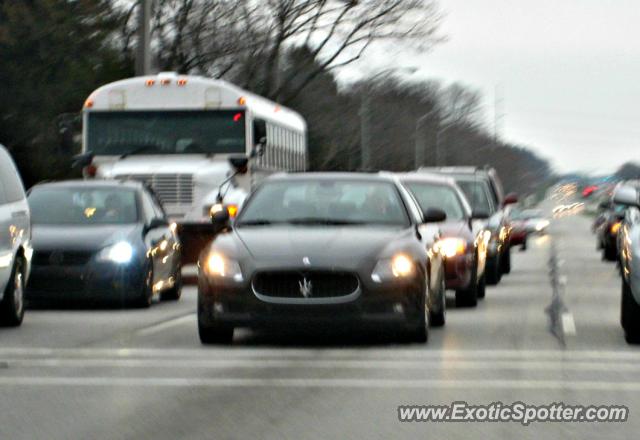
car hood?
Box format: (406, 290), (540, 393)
(31, 224), (141, 252)
(438, 220), (472, 240)
(232, 225), (414, 269)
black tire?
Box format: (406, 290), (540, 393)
(429, 276), (446, 327)
(485, 255), (501, 285)
(0, 257), (25, 327)
(160, 270), (182, 301)
(134, 264), (154, 308)
(477, 272), (486, 299)
(521, 238), (527, 251)
(405, 285), (429, 343)
(501, 245), (511, 274)
(604, 244), (618, 262)
(621, 277), (640, 343)
(455, 263), (478, 308)
(198, 320), (234, 344)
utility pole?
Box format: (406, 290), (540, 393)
(135, 0), (152, 76)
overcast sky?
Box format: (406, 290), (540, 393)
(346, 0), (640, 174)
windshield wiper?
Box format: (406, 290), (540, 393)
(237, 219), (278, 226)
(120, 145), (160, 159)
(287, 218), (366, 226)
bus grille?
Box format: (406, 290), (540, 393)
(117, 173), (194, 206)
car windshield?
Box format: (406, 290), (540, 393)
(456, 179), (493, 215)
(403, 181), (466, 221)
(87, 110), (246, 156)
(237, 179), (409, 227)
(29, 187), (138, 225)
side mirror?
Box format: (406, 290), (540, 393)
(253, 120), (267, 147)
(210, 204), (231, 231)
(613, 186), (639, 207)
(471, 209), (490, 220)
(422, 207), (447, 223)
(503, 192), (518, 206)
(228, 155), (249, 175)
(72, 151), (94, 169)
(145, 217), (169, 233)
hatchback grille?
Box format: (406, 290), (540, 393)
(117, 173), (194, 206)
(252, 271), (359, 299)
(32, 251), (93, 266)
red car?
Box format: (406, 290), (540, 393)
(400, 173), (488, 308)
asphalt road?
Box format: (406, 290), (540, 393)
(1, 209), (638, 439)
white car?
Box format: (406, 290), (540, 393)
(0, 144), (30, 326)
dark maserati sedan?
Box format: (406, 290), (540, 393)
(197, 173), (447, 344)
(399, 173), (487, 307)
(26, 180), (181, 307)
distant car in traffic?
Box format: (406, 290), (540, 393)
(612, 184), (640, 343)
(0, 145), (30, 326)
(509, 208), (549, 250)
(26, 180), (181, 307)
(399, 172), (487, 307)
(594, 199), (626, 261)
(419, 167), (518, 285)
(197, 173), (447, 344)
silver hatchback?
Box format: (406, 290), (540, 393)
(0, 144), (31, 326)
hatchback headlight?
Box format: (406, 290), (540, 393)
(371, 254), (415, 282)
(435, 237), (467, 258)
(96, 241), (133, 264)
(204, 252), (243, 282)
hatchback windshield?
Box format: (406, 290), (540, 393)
(29, 187), (138, 225)
(237, 180), (409, 226)
(456, 179), (493, 215)
(403, 181), (466, 221)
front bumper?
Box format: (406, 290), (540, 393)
(26, 262), (146, 303)
(444, 252), (475, 290)
(197, 274), (425, 330)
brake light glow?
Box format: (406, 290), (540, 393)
(233, 113), (243, 122)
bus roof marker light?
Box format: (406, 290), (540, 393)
(145, 79), (156, 86)
(161, 78), (171, 86)
(84, 98), (94, 108)
(177, 79), (187, 86)
(238, 97), (246, 105)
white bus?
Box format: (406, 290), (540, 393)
(80, 72), (308, 260)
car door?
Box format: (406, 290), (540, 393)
(0, 147), (30, 291)
(140, 190), (177, 287)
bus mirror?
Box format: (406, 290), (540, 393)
(228, 156), (249, 174)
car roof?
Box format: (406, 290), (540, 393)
(265, 172), (400, 183)
(393, 171), (458, 186)
(30, 179), (145, 191)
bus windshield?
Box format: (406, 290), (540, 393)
(86, 110), (246, 156)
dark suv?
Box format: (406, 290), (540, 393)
(419, 167), (518, 285)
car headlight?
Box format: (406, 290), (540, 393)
(96, 241), (133, 264)
(435, 237), (467, 258)
(536, 220), (550, 231)
(611, 222), (622, 235)
(371, 254), (415, 282)
(204, 252), (243, 282)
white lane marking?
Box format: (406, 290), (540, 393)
(2, 376), (640, 391)
(3, 348), (640, 361)
(4, 358), (640, 372)
(136, 314), (196, 336)
(562, 312), (577, 336)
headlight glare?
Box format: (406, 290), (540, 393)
(436, 237), (467, 258)
(372, 254), (415, 282)
(97, 241), (133, 264)
(205, 252), (243, 282)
